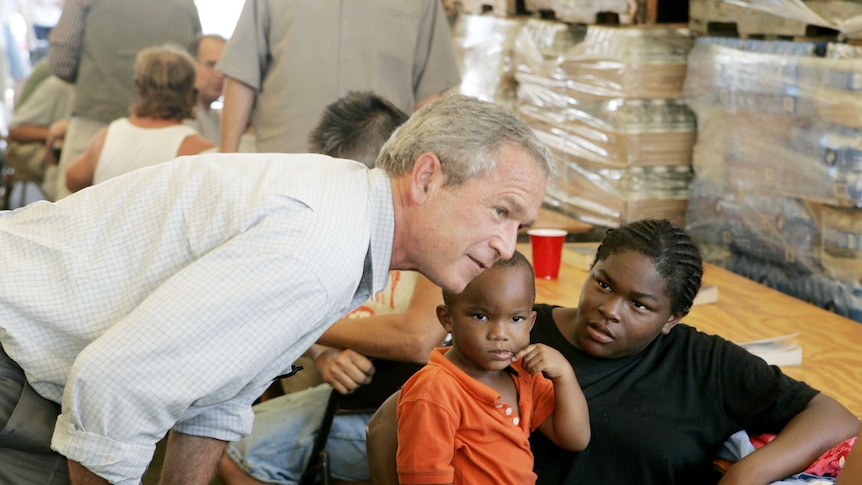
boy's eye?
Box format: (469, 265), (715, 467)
(472, 313), (488, 321)
(512, 316), (525, 323)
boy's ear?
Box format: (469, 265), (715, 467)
(436, 304), (453, 333)
(409, 152), (444, 206)
(528, 310), (537, 332)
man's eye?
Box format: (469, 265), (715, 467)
(494, 207), (506, 217)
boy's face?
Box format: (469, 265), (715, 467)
(437, 265), (536, 376)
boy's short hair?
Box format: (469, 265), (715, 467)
(441, 250), (535, 306)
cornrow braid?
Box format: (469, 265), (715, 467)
(595, 219), (703, 314)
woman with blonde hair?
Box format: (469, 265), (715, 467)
(65, 44), (214, 192)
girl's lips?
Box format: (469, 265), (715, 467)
(586, 322), (614, 344)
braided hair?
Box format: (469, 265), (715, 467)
(595, 219), (703, 314)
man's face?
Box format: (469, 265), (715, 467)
(195, 37), (226, 107)
(411, 144), (547, 294)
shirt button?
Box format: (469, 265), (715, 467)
(495, 404), (503, 409)
(505, 407), (513, 416)
(513, 417), (520, 425)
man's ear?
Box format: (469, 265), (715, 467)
(660, 311), (686, 335)
(436, 304), (453, 333)
(409, 152), (444, 206)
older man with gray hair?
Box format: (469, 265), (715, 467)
(0, 93), (553, 485)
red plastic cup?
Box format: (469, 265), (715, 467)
(527, 228), (568, 279)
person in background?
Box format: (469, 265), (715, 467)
(397, 251), (590, 484)
(367, 218), (859, 485)
(0, 93), (552, 485)
(64, 44), (213, 193)
(5, 70), (74, 200)
(185, 33), (226, 144)
(218, 90), (448, 485)
(48, 0), (201, 200)
(307, 91), (407, 169)
(216, 0), (461, 154)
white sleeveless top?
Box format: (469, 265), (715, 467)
(94, 118), (200, 184)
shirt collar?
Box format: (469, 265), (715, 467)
(367, 168), (395, 295)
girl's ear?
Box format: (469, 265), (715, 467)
(660, 311), (686, 335)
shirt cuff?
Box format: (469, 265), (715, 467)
(51, 413), (155, 485)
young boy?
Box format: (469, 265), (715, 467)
(396, 251), (590, 484)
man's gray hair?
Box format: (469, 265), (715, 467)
(376, 92), (555, 186)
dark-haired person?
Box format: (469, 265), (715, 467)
(367, 218), (859, 485)
(65, 44), (214, 192)
(308, 91), (408, 169)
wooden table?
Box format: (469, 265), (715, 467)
(518, 207), (595, 239)
(520, 243), (862, 418)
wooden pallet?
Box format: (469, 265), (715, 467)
(453, 0), (656, 24)
(689, 0), (842, 41)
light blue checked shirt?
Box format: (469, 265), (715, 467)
(0, 153), (394, 483)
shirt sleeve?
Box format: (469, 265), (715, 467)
(51, 236), (332, 484)
(716, 335), (818, 434)
(9, 77), (74, 128)
(48, 0), (89, 82)
(412, 0), (462, 102)
(216, 0), (268, 91)
(397, 373), (458, 485)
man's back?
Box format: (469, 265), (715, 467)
(217, 0), (461, 153)
(72, 0), (201, 123)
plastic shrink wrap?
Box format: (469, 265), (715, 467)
(684, 38), (862, 322)
(514, 23), (696, 228)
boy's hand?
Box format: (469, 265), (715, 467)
(514, 344), (574, 381)
(314, 347), (375, 394)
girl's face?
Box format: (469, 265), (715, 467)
(572, 251), (684, 359)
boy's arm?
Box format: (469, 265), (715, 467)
(517, 343), (590, 451)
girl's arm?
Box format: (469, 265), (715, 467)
(721, 393), (858, 484)
(519, 344), (590, 451)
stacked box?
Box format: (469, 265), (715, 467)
(683, 38), (862, 321)
(452, 14), (528, 109)
(515, 23), (696, 227)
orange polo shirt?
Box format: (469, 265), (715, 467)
(397, 347), (556, 485)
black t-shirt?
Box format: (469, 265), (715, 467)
(529, 304), (819, 485)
